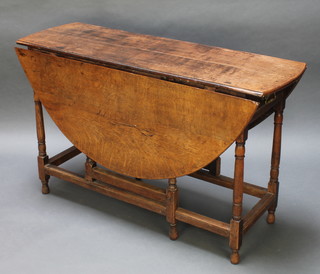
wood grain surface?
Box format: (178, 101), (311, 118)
(16, 22), (306, 99)
(16, 48), (257, 179)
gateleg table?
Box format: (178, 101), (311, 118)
(15, 22), (306, 264)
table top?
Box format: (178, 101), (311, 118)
(17, 22), (306, 101)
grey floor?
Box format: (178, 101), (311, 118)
(1, 1), (320, 273)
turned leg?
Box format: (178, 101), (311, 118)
(85, 156), (96, 182)
(35, 100), (50, 194)
(267, 101), (285, 224)
(166, 178), (179, 240)
(229, 131), (247, 264)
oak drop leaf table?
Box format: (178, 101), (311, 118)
(15, 23), (306, 264)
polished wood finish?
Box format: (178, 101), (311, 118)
(190, 170), (268, 198)
(92, 166), (166, 202)
(16, 23), (306, 264)
(16, 48), (257, 180)
(248, 80), (298, 129)
(175, 208), (230, 238)
(166, 178), (179, 240)
(16, 22), (306, 100)
(243, 193), (274, 233)
(34, 100), (50, 194)
(267, 100), (285, 224)
(45, 164), (167, 215)
(48, 146), (80, 166)
(85, 157), (96, 182)
(229, 132), (247, 264)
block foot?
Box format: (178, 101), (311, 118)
(267, 211), (275, 224)
(230, 250), (240, 264)
(41, 183), (50, 194)
(169, 224), (178, 240)
(41, 175), (50, 194)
